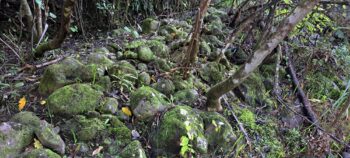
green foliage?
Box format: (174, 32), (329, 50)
(238, 109), (257, 130)
(180, 136), (195, 157)
(292, 9), (335, 38)
(111, 70), (137, 92)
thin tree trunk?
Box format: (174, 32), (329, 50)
(181, 0), (211, 77)
(20, 0), (37, 40)
(206, 0), (320, 111)
(34, 0), (76, 57)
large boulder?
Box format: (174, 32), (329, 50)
(47, 84), (103, 116)
(0, 122), (34, 157)
(130, 86), (169, 120)
(152, 106), (208, 155)
(38, 57), (97, 95)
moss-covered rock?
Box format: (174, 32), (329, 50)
(200, 112), (236, 152)
(130, 86), (169, 120)
(47, 83), (103, 116)
(153, 79), (175, 95)
(94, 47), (111, 55)
(62, 115), (107, 141)
(173, 89), (199, 105)
(38, 57), (95, 95)
(21, 149), (61, 158)
(154, 58), (172, 72)
(152, 106), (207, 155)
(98, 97), (119, 114)
(138, 72), (151, 86)
(10, 112), (41, 128)
(100, 114), (132, 148)
(199, 62), (226, 84)
(108, 61), (138, 83)
(142, 18), (160, 34)
(34, 120), (65, 154)
(87, 53), (114, 67)
(173, 77), (194, 91)
(137, 63), (148, 72)
(0, 122), (34, 157)
(95, 76), (112, 92)
(123, 50), (138, 59)
(138, 46), (155, 62)
(120, 140), (147, 158)
(10, 112), (65, 154)
(150, 41), (170, 58)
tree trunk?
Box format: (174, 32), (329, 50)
(34, 0), (76, 58)
(206, 0), (320, 111)
(181, 0), (211, 77)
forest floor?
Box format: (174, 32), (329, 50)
(1, 6), (350, 158)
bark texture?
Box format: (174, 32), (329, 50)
(206, 0), (320, 111)
(182, 0), (211, 75)
(34, 0), (76, 57)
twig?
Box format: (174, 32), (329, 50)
(222, 95), (252, 150)
(0, 37), (22, 62)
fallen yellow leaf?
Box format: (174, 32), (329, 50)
(18, 97), (26, 111)
(122, 107), (132, 116)
(33, 138), (43, 149)
(40, 100), (46, 106)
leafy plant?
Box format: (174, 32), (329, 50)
(111, 71), (137, 92)
(180, 136), (195, 157)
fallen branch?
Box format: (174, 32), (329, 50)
(285, 46), (319, 125)
(19, 56), (65, 72)
(274, 91), (350, 149)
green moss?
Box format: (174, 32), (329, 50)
(153, 79), (175, 95)
(64, 115), (107, 141)
(120, 140), (147, 158)
(138, 46), (155, 62)
(47, 84), (103, 116)
(199, 62), (226, 84)
(99, 115), (131, 146)
(138, 72), (151, 86)
(142, 18), (159, 34)
(200, 112), (236, 152)
(123, 50), (138, 59)
(305, 72), (342, 100)
(22, 149), (61, 158)
(153, 106), (207, 154)
(238, 109), (256, 130)
(10, 112), (41, 128)
(173, 89), (199, 104)
(284, 128), (307, 155)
